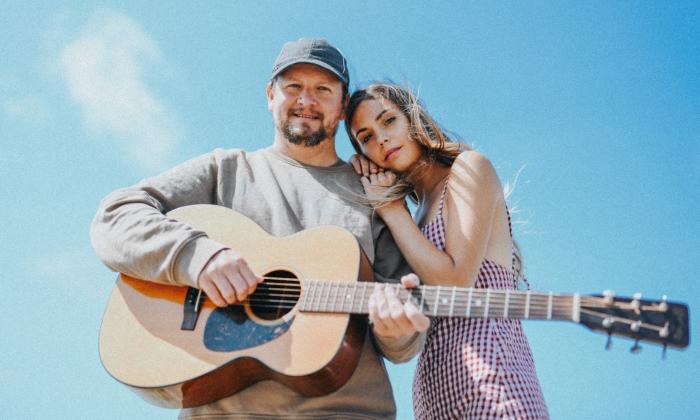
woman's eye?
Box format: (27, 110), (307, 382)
(361, 135), (372, 144)
(384, 116), (395, 125)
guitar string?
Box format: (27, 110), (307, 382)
(244, 294), (647, 315)
(263, 282), (659, 311)
(200, 278), (664, 314)
(263, 276), (667, 307)
(246, 285), (649, 312)
(578, 308), (666, 333)
(233, 288), (644, 311)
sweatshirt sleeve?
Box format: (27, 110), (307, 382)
(369, 212), (426, 363)
(90, 151), (231, 288)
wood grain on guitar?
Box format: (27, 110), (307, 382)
(98, 205), (690, 409)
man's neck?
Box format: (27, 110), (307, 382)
(272, 135), (341, 167)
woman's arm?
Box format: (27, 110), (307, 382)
(371, 151), (502, 287)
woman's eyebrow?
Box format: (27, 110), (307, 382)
(354, 108), (390, 138)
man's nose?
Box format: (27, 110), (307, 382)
(297, 89), (317, 105)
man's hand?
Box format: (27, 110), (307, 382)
(197, 249), (263, 307)
(368, 274), (430, 338)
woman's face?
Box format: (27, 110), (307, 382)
(350, 98), (423, 173)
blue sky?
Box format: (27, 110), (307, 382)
(2, 2), (698, 419)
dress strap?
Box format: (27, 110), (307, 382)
(506, 205), (514, 238)
(437, 176), (450, 216)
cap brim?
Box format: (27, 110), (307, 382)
(271, 58), (348, 85)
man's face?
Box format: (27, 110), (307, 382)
(267, 63), (346, 147)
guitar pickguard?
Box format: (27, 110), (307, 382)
(203, 305), (294, 352)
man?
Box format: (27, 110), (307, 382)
(91, 38), (428, 419)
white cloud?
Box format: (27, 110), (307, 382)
(59, 10), (181, 171)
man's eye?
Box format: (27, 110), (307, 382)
(318, 86), (331, 92)
(384, 116), (395, 125)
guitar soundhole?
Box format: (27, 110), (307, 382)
(249, 270), (300, 321)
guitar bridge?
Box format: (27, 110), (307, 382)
(181, 287), (203, 330)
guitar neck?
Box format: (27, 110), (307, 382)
(299, 281), (580, 321)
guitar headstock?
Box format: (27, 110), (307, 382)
(579, 291), (689, 352)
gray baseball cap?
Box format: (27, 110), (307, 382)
(271, 38), (349, 86)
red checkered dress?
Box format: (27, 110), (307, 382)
(413, 181), (549, 419)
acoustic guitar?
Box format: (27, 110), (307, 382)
(99, 204), (689, 409)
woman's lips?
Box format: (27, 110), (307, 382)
(384, 146), (402, 161)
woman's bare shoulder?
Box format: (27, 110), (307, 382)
(449, 150), (501, 195)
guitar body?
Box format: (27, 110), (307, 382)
(99, 205), (372, 408)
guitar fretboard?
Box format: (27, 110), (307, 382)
(297, 281), (580, 321)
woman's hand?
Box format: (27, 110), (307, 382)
(360, 171), (405, 218)
(360, 171), (397, 199)
(349, 154), (383, 177)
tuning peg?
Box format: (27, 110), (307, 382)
(658, 295), (669, 312)
(630, 339), (642, 354)
(630, 320), (642, 332)
(602, 317), (614, 328)
(659, 322), (670, 338)
(630, 293), (642, 314)
(602, 290), (615, 305)
(605, 332), (613, 350)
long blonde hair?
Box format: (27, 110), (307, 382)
(344, 83), (526, 282)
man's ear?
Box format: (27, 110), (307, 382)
(266, 82), (274, 112)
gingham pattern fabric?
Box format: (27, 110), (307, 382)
(413, 180), (549, 419)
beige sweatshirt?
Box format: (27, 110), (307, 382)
(90, 147), (423, 419)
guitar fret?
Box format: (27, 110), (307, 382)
(434, 286), (440, 316)
(341, 283), (348, 313)
(419, 287), (425, 314)
(324, 282), (331, 312)
(349, 283), (356, 313)
(484, 289), (490, 318)
(525, 291), (531, 319)
(449, 287), (456, 317)
(504, 289), (510, 318)
(308, 281), (315, 311)
(334, 282), (341, 313)
(547, 292), (553, 320)
(466, 288), (473, 317)
(360, 283), (369, 314)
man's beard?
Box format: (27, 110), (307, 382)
(281, 112), (337, 147)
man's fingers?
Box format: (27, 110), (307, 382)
(198, 250), (262, 306)
(199, 277), (226, 307)
(238, 258), (263, 288)
(206, 270), (236, 305)
(400, 273), (421, 288)
(405, 300), (430, 332)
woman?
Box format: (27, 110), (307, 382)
(345, 83), (548, 419)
